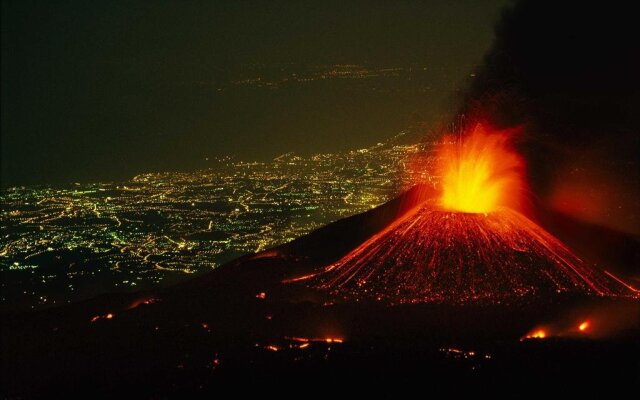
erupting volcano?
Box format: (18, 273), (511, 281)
(438, 125), (526, 213)
(297, 124), (635, 303)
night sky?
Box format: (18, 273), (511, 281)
(1, 0), (509, 186)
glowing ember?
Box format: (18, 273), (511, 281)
(90, 312), (115, 322)
(578, 321), (590, 332)
(255, 292), (266, 299)
(438, 124), (525, 213)
(439, 348), (488, 360)
(284, 336), (344, 344)
(523, 329), (547, 340)
(127, 297), (160, 309)
(287, 337), (310, 342)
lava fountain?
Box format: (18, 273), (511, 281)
(295, 123), (636, 304)
(438, 124), (526, 214)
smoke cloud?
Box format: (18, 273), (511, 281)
(459, 0), (640, 237)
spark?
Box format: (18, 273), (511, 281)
(282, 273), (318, 284)
(603, 270), (640, 293)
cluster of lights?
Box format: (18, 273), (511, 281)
(1, 132), (430, 309)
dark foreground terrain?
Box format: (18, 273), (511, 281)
(2, 187), (639, 396)
(2, 286), (639, 396)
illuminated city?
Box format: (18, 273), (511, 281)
(1, 132), (435, 310)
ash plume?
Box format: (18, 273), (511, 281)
(458, 0), (640, 271)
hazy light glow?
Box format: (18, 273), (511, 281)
(578, 321), (590, 332)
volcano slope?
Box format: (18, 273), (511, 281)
(304, 203), (631, 304)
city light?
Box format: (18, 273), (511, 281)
(1, 133), (433, 310)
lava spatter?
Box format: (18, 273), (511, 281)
(308, 204), (632, 304)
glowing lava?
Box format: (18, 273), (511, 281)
(522, 329), (548, 340)
(578, 321), (590, 332)
(287, 122), (636, 304)
(304, 205), (632, 303)
(438, 124), (525, 213)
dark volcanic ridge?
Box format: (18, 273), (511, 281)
(290, 203), (636, 304)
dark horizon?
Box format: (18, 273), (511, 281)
(1, 0), (509, 187)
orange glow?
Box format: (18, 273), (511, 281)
(523, 329), (547, 340)
(437, 124), (525, 213)
(284, 336), (344, 344)
(91, 312), (115, 322)
(265, 345), (280, 352)
(282, 273), (317, 283)
(288, 337), (309, 342)
(255, 292), (266, 299)
(127, 297), (160, 309)
(578, 321), (590, 332)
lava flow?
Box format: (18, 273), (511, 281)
(297, 124), (636, 303)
